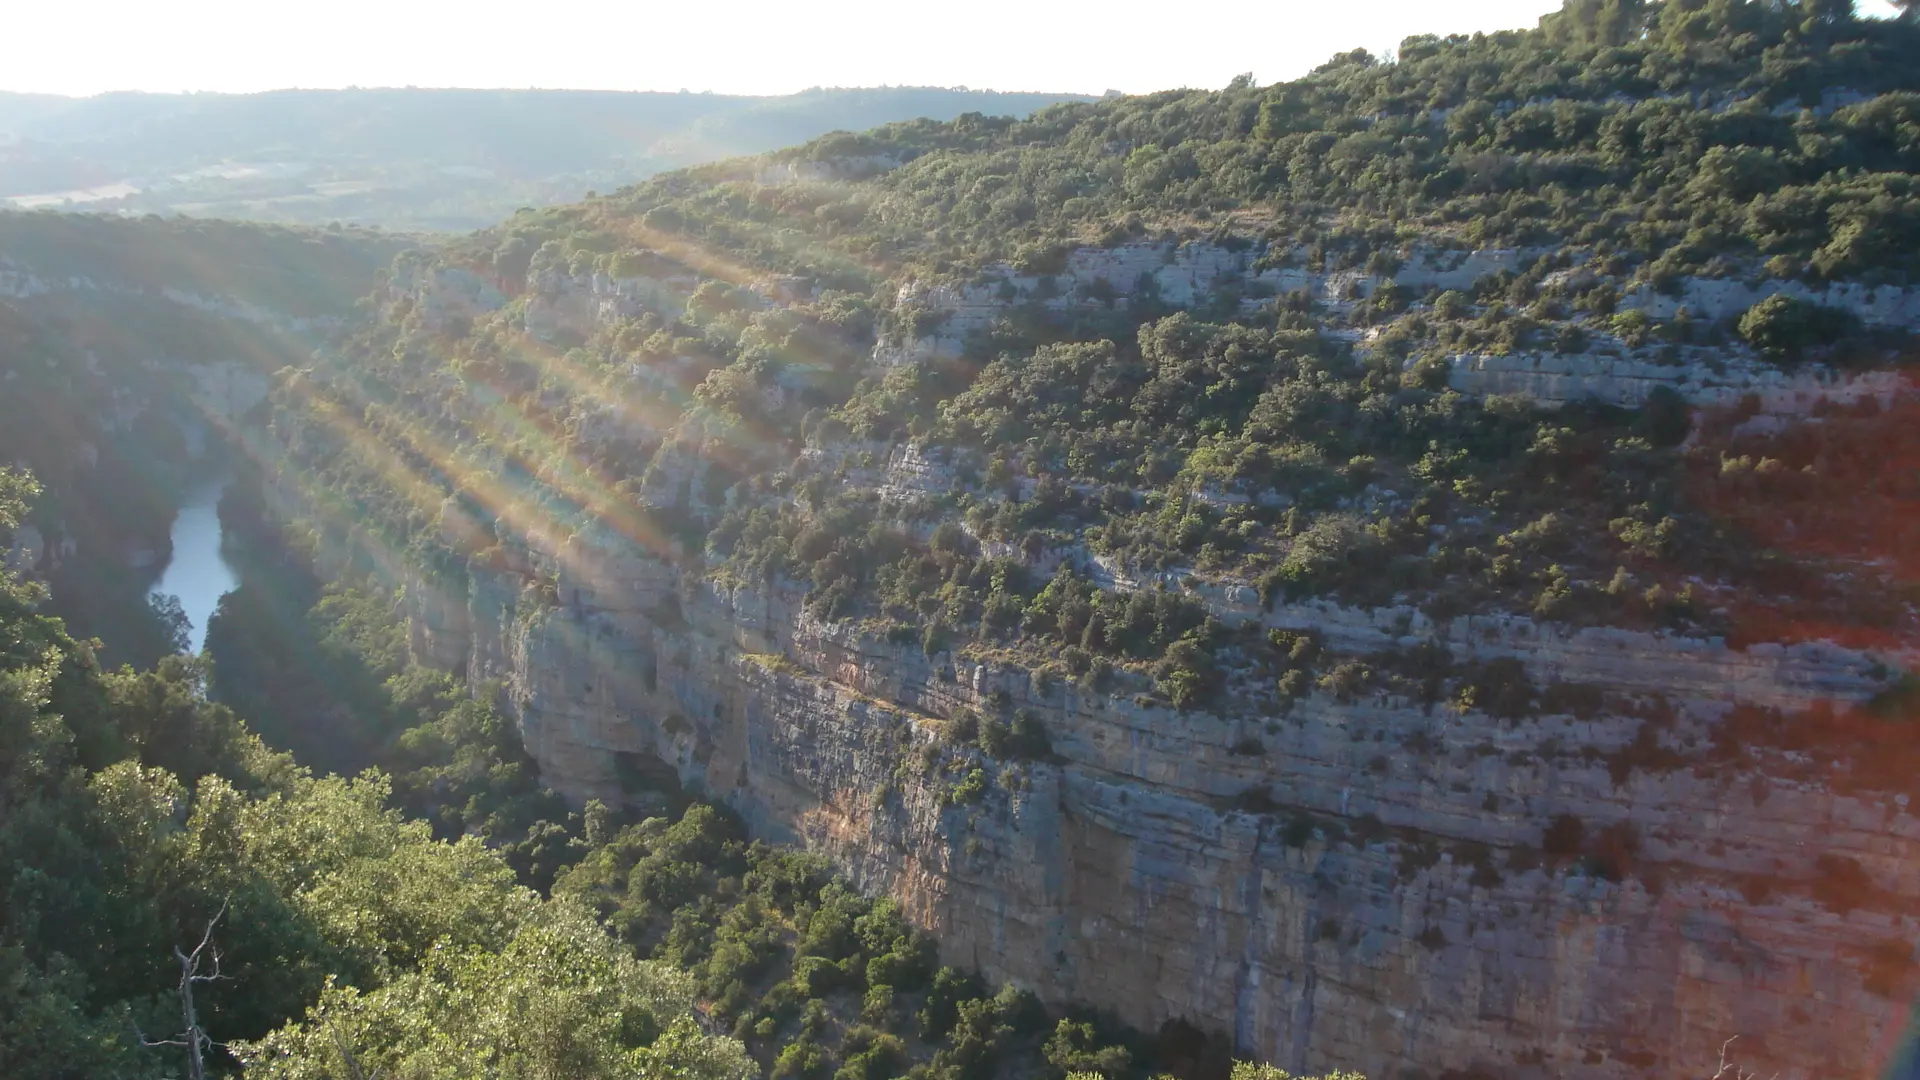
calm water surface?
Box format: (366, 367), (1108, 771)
(148, 481), (238, 653)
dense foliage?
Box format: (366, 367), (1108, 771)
(498, 0), (1920, 280)
(0, 467), (753, 1079)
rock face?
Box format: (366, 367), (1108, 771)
(521, 265), (700, 343)
(367, 506), (1918, 1080)
(864, 239), (1919, 416)
(1447, 349), (1909, 412)
(387, 260), (506, 333)
(343, 236), (1920, 1079)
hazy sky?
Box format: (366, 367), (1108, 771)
(9, 0), (1905, 100)
(3, 0), (1868, 99)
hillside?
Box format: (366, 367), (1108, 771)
(0, 87), (1091, 232)
(247, 3), (1920, 1078)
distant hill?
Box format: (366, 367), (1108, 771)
(0, 86), (1091, 232)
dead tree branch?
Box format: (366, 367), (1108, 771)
(137, 899), (230, 1080)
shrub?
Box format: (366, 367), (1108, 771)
(917, 967), (985, 1039)
(1736, 294), (1857, 361)
(978, 710), (1052, 760)
(944, 708), (981, 745)
(945, 768), (988, 806)
(836, 1031), (908, 1080)
(1456, 657), (1537, 719)
(774, 1038), (833, 1080)
(792, 955), (850, 997)
(1317, 661), (1374, 703)
(1542, 812), (1586, 856)
(1044, 1019), (1132, 1078)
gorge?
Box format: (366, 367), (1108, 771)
(145, 477), (235, 652)
(258, 15), (1920, 1069)
(287, 361), (1914, 1080)
(8, 4), (1920, 1079)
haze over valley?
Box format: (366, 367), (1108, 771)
(0, 87), (1091, 231)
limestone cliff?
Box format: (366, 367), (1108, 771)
(354, 494), (1920, 1080)
(334, 229), (1920, 1080)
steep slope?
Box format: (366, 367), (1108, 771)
(0, 211), (406, 661)
(0, 87), (1090, 231)
(260, 4), (1920, 1078)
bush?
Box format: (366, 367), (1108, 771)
(1736, 294), (1858, 361)
(774, 1037), (833, 1080)
(978, 710), (1052, 760)
(1044, 1019), (1132, 1078)
(945, 768), (987, 806)
(792, 955), (849, 997)
(1542, 812), (1586, 856)
(836, 1031), (908, 1080)
(1456, 657), (1537, 719)
(918, 967), (985, 1039)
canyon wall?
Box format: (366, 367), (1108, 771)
(868, 240), (1917, 416)
(359, 499), (1920, 1080)
(335, 238), (1920, 1080)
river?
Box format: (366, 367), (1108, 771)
(147, 481), (239, 653)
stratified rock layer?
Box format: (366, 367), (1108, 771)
(348, 237), (1920, 1079)
(365, 510), (1919, 1080)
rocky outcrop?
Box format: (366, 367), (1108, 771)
(1448, 349), (1910, 412)
(369, 504), (1918, 1080)
(521, 265), (699, 343)
(754, 154), (901, 185)
(387, 261), (506, 333)
(871, 241), (1920, 414)
(1620, 275), (1920, 327)
(317, 232), (1920, 1080)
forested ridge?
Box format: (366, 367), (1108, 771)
(466, 0), (1920, 279)
(287, 0), (1920, 718)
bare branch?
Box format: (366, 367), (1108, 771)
(187, 946), (227, 985)
(132, 1015), (190, 1050)
(152, 899), (233, 1080)
(187, 898), (229, 964)
(1710, 1036), (1780, 1080)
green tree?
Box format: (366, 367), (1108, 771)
(234, 903), (753, 1080)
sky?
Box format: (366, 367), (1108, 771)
(1, 0), (1877, 100)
